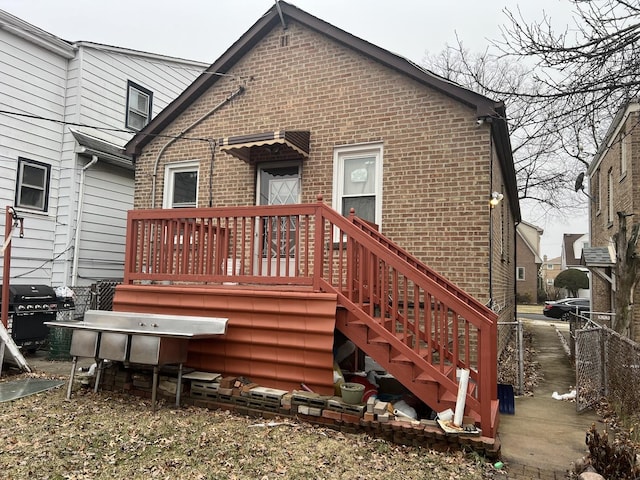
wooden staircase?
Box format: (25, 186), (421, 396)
(318, 211), (500, 438)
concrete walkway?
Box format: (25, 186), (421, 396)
(499, 318), (600, 479)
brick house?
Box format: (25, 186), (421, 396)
(585, 99), (639, 341)
(515, 222), (543, 303)
(119, 2), (519, 438)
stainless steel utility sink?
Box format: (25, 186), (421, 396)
(45, 310), (228, 408)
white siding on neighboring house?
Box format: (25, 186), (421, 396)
(0, 18), (72, 285)
(72, 163), (133, 283)
(1, 9), (207, 288)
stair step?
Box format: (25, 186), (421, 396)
(390, 349), (431, 364)
(369, 331), (413, 346)
(415, 365), (455, 383)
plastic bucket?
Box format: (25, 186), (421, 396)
(340, 382), (365, 404)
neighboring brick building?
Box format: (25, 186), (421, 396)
(515, 222), (543, 304)
(586, 99), (640, 341)
(125, 1), (519, 322)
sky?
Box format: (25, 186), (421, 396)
(0, 0), (586, 258)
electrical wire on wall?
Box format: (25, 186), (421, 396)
(208, 139), (216, 207)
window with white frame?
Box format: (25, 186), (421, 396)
(547, 264), (554, 270)
(516, 267), (525, 281)
(333, 143), (383, 226)
(163, 161), (199, 208)
(126, 80), (153, 131)
(546, 278), (554, 286)
(15, 158), (50, 212)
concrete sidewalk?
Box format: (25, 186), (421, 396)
(499, 319), (600, 479)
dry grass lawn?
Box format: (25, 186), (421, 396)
(0, 373), (505, 480)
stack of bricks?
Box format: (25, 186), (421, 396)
(94, 364), (500, 458)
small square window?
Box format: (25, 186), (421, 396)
(126, 80), (153, 131)
(15, 158), (50, 212)
(163, 161), (199, 208)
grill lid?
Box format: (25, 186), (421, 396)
(0, 284), (57, 303)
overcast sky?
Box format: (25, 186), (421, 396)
(0, 0), (586, 258)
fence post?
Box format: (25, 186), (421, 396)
(313, 196), (324, 292)
(517, 319), (524, 395)
(601, 328), (608, 398)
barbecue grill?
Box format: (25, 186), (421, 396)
(0, 284), (75, 348)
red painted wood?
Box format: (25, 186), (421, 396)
(113, 284), (338, 394)
(120, 199), (498, 437)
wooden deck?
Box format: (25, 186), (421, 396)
(117, 197), (499, 437)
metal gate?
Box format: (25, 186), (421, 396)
(575, 327), (604, 412)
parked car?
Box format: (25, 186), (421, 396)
(543, 298), (590, 320)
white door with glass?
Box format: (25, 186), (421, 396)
(256, 163), (300, 276)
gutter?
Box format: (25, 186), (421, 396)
(71, 155), (98, 286)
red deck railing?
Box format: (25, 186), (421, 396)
(123, 197), (497, 436)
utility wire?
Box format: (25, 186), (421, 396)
(0, 109), (214, 144)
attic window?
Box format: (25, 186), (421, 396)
(126, 81), (153, 131)
(280, 34), (289, 47)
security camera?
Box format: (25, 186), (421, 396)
(476, 118), (485, 126)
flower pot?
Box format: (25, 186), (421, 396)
(340, 382), (365, 404)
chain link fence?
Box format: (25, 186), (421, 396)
(497, 320), (524, 395)
(48, 282), (120, 360)
(573, 314), (640, 422)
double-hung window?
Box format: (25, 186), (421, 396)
(333, 143), (383, 226)
(163, 161), (199, 208)
(126, 81), (153, 131)
(15, 158), (50, 212)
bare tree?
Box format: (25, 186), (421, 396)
(424, 48), (587, 214)
(425, 1), (640, 228)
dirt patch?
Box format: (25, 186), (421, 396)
(1, 372), (506, 479)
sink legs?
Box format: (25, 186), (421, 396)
(66, 356), (78, 400)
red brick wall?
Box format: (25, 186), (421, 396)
(589, 109), (639, 340)
(133, 21), (516, 314)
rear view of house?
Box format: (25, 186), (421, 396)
(121, 2), (520, 439)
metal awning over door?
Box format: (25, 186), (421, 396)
(219, 131), (310, 164)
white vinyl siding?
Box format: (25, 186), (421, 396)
(1, 13), (206, 286)
(73, 165), (134, 282)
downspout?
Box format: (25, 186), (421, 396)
(150, 86), (245, 208)
(488, 123), (494, 307)
(71, 155), (98, 287)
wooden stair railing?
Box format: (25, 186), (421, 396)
(314, 202), (498, 438)
(122, 200), (499, 437)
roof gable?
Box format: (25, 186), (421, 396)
(123, 1), (518, 220)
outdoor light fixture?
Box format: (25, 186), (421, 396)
(489, 192), (504, 208)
